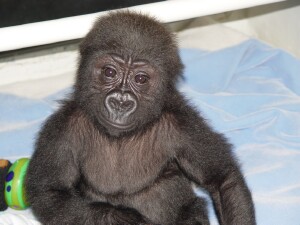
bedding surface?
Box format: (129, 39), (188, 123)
(1, 39), (300, 225)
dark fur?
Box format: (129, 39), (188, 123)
(25, 11), (256, 225)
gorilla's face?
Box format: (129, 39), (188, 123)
(89, 53), (163, 136)
(75, 12), (183, 136)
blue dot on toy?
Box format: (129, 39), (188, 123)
(6, 171), (14, 182)
(6, 186), (11, 192)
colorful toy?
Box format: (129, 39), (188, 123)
(0, 158), (30, 210)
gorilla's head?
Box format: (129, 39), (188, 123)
(75, 11), (183, 136)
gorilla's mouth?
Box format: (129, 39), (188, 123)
(101, 117), (137, 137)
(104, 118), (135, 130)
(98, 112), (135, 132)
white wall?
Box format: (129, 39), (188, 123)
(0, 0), (285, 52)
(223, 0), (300, 58)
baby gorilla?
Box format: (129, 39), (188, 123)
(25, 11), (256, 225)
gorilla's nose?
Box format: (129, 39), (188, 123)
(108, 98), (134, 112)
(105, 92), (137, 114)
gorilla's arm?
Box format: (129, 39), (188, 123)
(25, 105), (148, 225)
(175, 107), (256, 225)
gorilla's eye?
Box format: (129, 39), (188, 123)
(135, 74), (149, 84)
(103, 67), (117, 78)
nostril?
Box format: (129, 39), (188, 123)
(120, 101), (134, 111)
(108, 98), (119, 111)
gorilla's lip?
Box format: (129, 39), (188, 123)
(101, 116), (135, 130)
(107, 120), (134, 130)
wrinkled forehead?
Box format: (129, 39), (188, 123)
(104, 53), (151, 70)
(88, 36), (167, 70)
(102, 29), (165, 57)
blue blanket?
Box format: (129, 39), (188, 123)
(1, 39), (299, 225)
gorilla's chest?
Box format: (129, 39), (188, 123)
(81, 133), (175, 195)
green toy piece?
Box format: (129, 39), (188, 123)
(3, 158), (30, 210)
